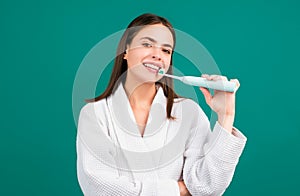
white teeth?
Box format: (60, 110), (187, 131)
(143, 63), (160, 71)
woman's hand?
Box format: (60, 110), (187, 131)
(199, 74), (240, 133)
(178, 180), (191, 196)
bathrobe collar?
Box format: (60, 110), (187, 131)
(107, 82), (167, 138)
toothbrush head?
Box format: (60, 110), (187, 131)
(158, 68), (165, 75)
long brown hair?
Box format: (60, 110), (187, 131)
(86, 13), (180, 119)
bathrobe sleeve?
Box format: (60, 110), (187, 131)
(76, 103), (180, 196)
(182, 101), (247, 196)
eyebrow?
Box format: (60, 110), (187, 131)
(140, 37), (173, 49)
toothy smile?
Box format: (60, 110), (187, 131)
(142, 63), (161, 71)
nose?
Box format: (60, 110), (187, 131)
(152, 55), (161, 61)
(151, 47), (162, 61)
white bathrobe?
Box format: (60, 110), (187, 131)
(76, 82), (247, 196)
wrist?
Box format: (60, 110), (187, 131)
(217, 114), (235, 133)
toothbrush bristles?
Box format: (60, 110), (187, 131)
(158, 68), (165, 75)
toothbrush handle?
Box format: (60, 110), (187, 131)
(182, 76), (236, 92)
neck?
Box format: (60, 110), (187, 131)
(124, 78), (157, 109)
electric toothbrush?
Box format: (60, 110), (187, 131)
(158, 69), (237, 92)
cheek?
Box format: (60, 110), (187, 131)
(126, 54), (139, 67)
(126, 49), (148, 67)
(164, 56), (172, 67)
(163, 56), (172, 72)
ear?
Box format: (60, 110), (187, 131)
(123, 46), (129, 59)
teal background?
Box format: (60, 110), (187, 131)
(1, 0), (299, 195)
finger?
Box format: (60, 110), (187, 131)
(206, 74), (215, 80)
(230, 79), (240, 92)
(199, 87), (212, 107)
(201, 74), (209, 79)
(207, 75), (228, 81)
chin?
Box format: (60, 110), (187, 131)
(128, 66), (162, 84)
(137, 77), (158, 84)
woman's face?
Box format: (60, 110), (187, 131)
(124, 24), (174, 83)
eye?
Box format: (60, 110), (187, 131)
(142, 42), (152, 48)
(162, 48), (171, 54)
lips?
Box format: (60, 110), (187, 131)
(142, 62), (162, 72)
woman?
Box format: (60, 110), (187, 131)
(76, 13), (247, 196)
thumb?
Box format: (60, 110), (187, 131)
(199, 87), (212, 107)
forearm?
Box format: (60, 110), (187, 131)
(77, 137), (180, 196)
(183, 122), (247, 195)
(217, 114), (235, 134)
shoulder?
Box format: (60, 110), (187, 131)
(80, 99), (105, 112)
(174, 98), (205, 115)
(79, 99), (109, 122)
(172, 97), (209, 125)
